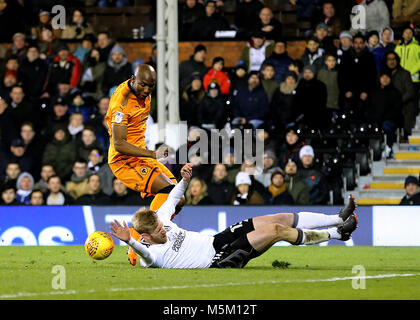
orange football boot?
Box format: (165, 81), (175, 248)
(127, 227), (141, 266)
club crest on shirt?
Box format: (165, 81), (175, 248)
(115, 111), (124, 123)
(140, 167), (149, 175)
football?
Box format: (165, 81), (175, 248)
(85, 231), (114, 260)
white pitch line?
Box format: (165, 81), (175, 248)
(1, 273), (420, 299)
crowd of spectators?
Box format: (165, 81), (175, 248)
(1, 0), (420, 206)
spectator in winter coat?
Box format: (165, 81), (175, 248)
(60, 9), (95, 40)
(277, 126), (306, 168)
(101, 44), (132, 96)
(18, 45), (48, 101)
(367, 30), (386, 72)
(317, 53), (340, 115)
(0, 181), (19, 205)
(257, 7), (282, 41)
(179, 44), (208, 91)
(284, 160), (310, 205)
(34, 164), (55, 193)
(180, 73), (205, 127)
(65, 159), (89, 199)
(384, 51), (417, 138)
(77, 127), (103, 162)
(67, 113), (84, 142)
(267, 170), (294, 205)
(229, 62), (248, 95)
(206, 164), (235, 205)
(75, 173), (109, 205)
(338, 33), (377, 112)
(96, 31), (115, 63)
(37, 26), (60, 61)
(179, 0), (205, 41)
(203, 57), (231, 95)
(197, 82), (226, 130)
(271, 71), (298, 132)
(301, 37), (325, 73)
(188, 0), (230, 40)
(400, 176), (420, 205)
(7, 138), (34, 174)
(45, 45), (82, 95)
(80, 48), (106, 101)
(314, 23), (336, 55)
(254, 150), (282, 187)
(262, 39), (293, 83)
(395, 26), (420, 85)
(232, 71), (270, 129)
(294, 65), (328, 129)
(364, 70), (403, 152)
(7, 86), (38, 128)
(297, 145), (329, 205)
(260, 63), (278, 101)
(336, 31), (353, 65)
(42, 127), (77, 181)
(380, 27), (395, 52)
(319, 1), (342, 37)
(234, 0), (264, 38)
(45, 175), (74, 205)
(15, 172), (34, 205)
(231, 171), (265, 205)
(239, 30), (273, 72)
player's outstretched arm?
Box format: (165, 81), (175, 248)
(112, 123), (168, 159)
(110, 220), (156, 267)
(156, 163), (193, 219)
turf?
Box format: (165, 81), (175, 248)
(1, 246), (420, 300)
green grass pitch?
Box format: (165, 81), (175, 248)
(1, 246), (420, 300)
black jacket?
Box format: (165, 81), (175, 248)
(207, 179), (235, 205)
(400, 192), (420, 205)
(179, 56), (208, 91)
(102, 63), (132, 95)
(18, 57), (48, 100)
(189, 14), (230, 41)
(197, 95), (226, 129)
(76, 191), (110, 205)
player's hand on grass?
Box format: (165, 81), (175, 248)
(110, 220), (131, 243)
(155, 146), (169, 160)
(181, 163), (193, 182)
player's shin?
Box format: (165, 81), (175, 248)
(293, 211), (342, 229)
(150, 193), (169, 211)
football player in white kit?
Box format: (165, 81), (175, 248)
(110, 163), (358, 269)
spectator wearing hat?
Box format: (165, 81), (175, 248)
(314, 23), (336, 55)
(284, 159), (310, 205)
(0, 181), (19, 205)
(301, 37), (325, 73)
(229, 61), (248, 94)
(262, 39), (292, 83)
(239, 30), (274, 72)
(45, 45), (82, 94)
(101, 44), (132, 96)
(266, 170), (294, 205)
(61, 9), (95, 40)
(180, 73), (205, 127)
(270, 71), (298, 132)
(367, 30), (386, 72)
(179, 0), (205, 41)
(393, 0), (420, 22)
(400, 176), (420, 205)
(188, 0), (229, 40)
(338, 33), (377, 112)
(232, 71), (270, 130)
(380, 27), (395, 52)
(260, 63), (278, 101)
(42, 126), (77, 181)
(364, 70), (403, 156)
(179, 44), (208, 91)
(231, 171), (265, 205)
(320, 1), (342, 37)
(317, 53), (340, 116)
(72, 34), (95, 64)
(277, 125), (305, 168)
(257, 7), (282, 41)
(254, 150), (282, 187)
(206, 163), (235, 205)
(7, 138), (34, 174)
(197, 81), (226, 130)
(0, 70), (18, 99)
(294, 65), (328, 129)
(18, 45), (48, 101)
(5, 33), (27, 62)
(31, 10), (62, 40)
(203, 57), (231, 95)
(297, 145), (328, 205)
(383, 51), (417, 139)
(336, 31), (353, 65)
(15, 171), (34, 205)
(234, 0), (264, 38)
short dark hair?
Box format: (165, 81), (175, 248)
(47, 175), (61, 183)
(74, 159), (87, 165)
(353, 33), (366, 42)
(87, 173), (100, 183)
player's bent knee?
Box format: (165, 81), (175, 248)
(156, 184), (175, 194)
(273, 223), (290, 240)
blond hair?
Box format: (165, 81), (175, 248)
(185, 177), (208, 205)
(132, 207), (158, 234)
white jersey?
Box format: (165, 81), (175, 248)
(128, 180), (216, 269)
